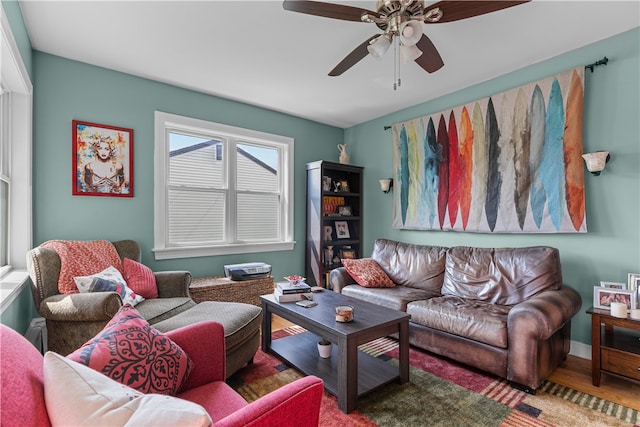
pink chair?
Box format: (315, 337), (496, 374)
(1, 321), (323, 426)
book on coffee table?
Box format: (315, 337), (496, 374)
(274, 288), (313, 302)
(276, 281), (312, 294)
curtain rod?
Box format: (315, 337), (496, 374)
(383, 56), (609, 131)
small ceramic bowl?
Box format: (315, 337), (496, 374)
(285, 275), (305, 286)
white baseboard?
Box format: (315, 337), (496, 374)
(569, 340), (591, 360)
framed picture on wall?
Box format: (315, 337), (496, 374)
(72, 120), (133, 197)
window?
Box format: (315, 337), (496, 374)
(0, 8), (33, 311)
(154, 112), (294, 259)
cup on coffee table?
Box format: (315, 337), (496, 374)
(335, 305), (354, 322)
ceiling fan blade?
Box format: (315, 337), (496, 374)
(414, 34), (444, 73)
(424, 1), (530, 23)
(328, 35), (378, 76)
(283, 0), (379, 22)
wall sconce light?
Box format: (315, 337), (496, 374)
(582, 151), (610, 176)
(379, 178), (393, 193)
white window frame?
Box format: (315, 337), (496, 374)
(0, 5), (33, 311)
(153, 111), (295, 259)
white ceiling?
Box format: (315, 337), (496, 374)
(19, 1), (640, 128)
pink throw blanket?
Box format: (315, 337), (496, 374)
(41, 240), (123, 294)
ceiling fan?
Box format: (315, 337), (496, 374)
(283, 0), (530, 84)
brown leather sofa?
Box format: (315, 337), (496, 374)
(330, 239), (582, 392)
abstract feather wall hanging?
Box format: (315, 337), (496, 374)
(392, 67), (586, 233)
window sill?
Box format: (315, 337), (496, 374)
(0, 269), (29, 314)
(153, 241), (295, 260)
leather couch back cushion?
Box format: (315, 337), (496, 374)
(371, 239), (447, 291)
(441, 246), (563, 305)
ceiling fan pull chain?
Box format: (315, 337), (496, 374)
(394, 37), (401, 90)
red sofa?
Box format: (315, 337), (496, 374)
(1, 321), (323, 426)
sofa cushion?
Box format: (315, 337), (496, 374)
(43, 352), (211, 427)
(68, 304), (193, 395)
(152, 301), (262, 354)
(371, 239), (448, 291)
(407, 296), (511, 348)
(342, 284), (439, 312)
(441, 246), (563, 305)
(74, 266), (145, 306)
(136, 297), (197, 324)
(124, 258), (158, 299)
(342, 258), (394, 288)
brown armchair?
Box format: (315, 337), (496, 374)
(26, 240), (195, 355)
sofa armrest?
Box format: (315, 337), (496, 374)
(329, 267), (357, 293)
(214, 376), (323, 427)
(154, 271), (192, 298)
(507, 285), (582, 389)
(38, 292), (122, 321)
(508, 285), (582, 340)
(167, 321), (226, 391)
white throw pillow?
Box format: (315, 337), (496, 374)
(43, 352), (212, 427)
(74, 266), (144, 306)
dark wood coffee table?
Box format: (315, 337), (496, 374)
(260, 290), (410, 413)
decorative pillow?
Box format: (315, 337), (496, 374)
(123, 258), (158, 299)
(43, 352), (212, 427)
(342, 258), (395, 288)
(74, 266), (145, 306)
(41, 239), (124, 294)
(67, 304), (193, 395)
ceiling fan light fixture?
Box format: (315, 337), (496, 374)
(400, 44), (422, 63)
(367, 35), (391, 58)
(398, 20), (422, 46)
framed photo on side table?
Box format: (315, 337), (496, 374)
(600, 281), (626, 289)
(72, 120), (133, 197)
(628, 273), (640, 308)
(593, 286), (636, 311)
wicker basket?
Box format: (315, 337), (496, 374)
(189, 276), (275, 307)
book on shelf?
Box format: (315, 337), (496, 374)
(276, 281), (311, 294)
(273, 288), (313, 303)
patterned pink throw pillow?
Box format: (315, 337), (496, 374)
(123, 258), (158, 299)
(41, 240), (124, 294)
(67, 305), (193, 395)
(342, 258), (395, 288)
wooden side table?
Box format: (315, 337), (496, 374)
(586, 306), (640, 386)
(189, 276), (275, 307)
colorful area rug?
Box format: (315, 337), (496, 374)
(228, 326), (638, 426)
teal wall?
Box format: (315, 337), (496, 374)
(1, 0), (32, 76)
(32, 52), (343, 279)
(346, 28), (640, 345)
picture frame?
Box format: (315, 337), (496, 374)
(72, 120), (133, 197)
(593, 286), (635, 311)
(334, 221), (350, 239)
(339, 180), (350, 192)
(600, 281), (626, 289)
(338, 205), (352, 216)
(629, 273), (640, 309)
(340, 249), (356, 260)
(322, 176), (332, 192)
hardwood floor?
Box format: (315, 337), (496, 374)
(270, 315), (639, 410)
